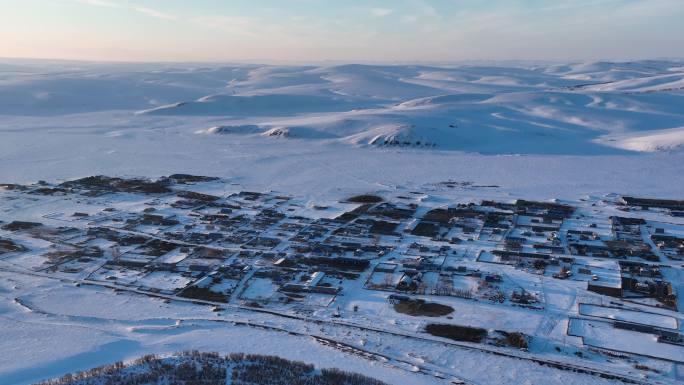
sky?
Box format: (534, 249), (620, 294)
(1, 0), (683, 63)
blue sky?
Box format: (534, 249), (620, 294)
(1, 0), (683, 62)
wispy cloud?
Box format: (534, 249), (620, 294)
(73, 0), (120, 8)
(370, 8), (393, 17)
(410, 0), (441, 21)
(132, 6), (178, 20)
(72, 0), (178, 21)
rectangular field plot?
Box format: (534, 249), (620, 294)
(241, 277), (279, 301)
(568, 318), (684, 363)
(579, 304), (678, 330)
(135, 271), (192, 292)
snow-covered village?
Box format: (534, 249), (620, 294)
(1, 174), (683, 384)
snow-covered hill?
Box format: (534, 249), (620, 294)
(1, 59), (684, 154)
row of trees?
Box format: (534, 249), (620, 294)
(34, 351), (388, 385)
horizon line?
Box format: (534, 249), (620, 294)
(2, 55), (684, 68)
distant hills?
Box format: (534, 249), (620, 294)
(1, 60), (683, 154)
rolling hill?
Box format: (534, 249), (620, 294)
(1, 59), (683, 154)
